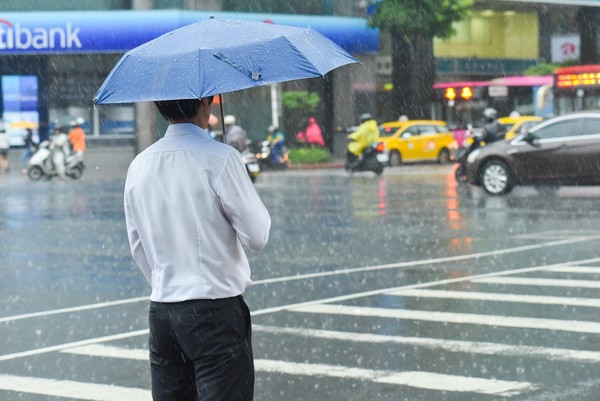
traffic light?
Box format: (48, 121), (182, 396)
(460, 86), (473, 100)
(444, 88), (457, 101)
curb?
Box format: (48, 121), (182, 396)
(288, 162), (344, 170)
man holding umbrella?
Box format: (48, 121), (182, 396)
(96, 17), (358, 400)
(123, 96), (271, 400)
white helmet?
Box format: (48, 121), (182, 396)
(70, 117), (85, 126)
(483, 108), (497, 119)
(224, 115), (236, 125)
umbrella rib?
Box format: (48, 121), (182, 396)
(213, 52), (262, 81)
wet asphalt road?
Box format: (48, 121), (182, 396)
(1, 153), (600, 401)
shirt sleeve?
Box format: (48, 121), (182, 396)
(217, 152), (271, 252)
(124, 184), (153, 285)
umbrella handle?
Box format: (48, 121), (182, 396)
(219, 94), (225, 142)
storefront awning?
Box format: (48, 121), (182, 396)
(0, 9), (379, 56)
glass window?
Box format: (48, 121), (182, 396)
(533, 120), (580, 139)
(379, 126), (397, 137)
(418, 125), (439, 134)
(580, 118), (600, 136)
(402, 126), (419, 136)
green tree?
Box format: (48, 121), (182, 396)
(369, 0), (472, 119)
(281, 91), (321, 142)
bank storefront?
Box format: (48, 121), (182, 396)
(0, 9), (378, 144)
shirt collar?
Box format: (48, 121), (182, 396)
(164, 123), (211, 139)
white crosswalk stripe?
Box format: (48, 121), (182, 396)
(543, 266), (600, 274)
(4, 262), (600, 400)
(61, 326), (600, 364)
(387, 288), (600, 308)
(0, 374), (150, 401)
(60, 344), (536, 397)
(473, 276), (600, 288)
(290, 304), (600, 334)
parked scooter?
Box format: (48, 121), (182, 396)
(241, 148), (260, 183)
(27, 140), (85, 181)
(256, 140), (289, 170)
(345, 141), (385, 176)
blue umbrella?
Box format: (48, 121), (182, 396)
(94, 17), (358, 104)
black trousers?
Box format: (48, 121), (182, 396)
(149, 296), (254, 401)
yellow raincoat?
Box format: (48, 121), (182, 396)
(347, 119), (379, 156)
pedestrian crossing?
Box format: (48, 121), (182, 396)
(1, 262), (599, 400)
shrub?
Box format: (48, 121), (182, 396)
(289, 147), (332, 164)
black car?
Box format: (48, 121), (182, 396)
(466, 112), (600, 195)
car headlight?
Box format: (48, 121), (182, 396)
(467, 149), (481, 164)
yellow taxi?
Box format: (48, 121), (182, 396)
(379, 120), (455, 166)
(499, 115), (543, 139)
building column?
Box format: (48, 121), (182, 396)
(577, 7), (599, 64)
(132, 0), (158, 154)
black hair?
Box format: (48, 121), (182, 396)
(154, 98), (202, 121)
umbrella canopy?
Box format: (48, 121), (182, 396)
(94, 17), (358, 104)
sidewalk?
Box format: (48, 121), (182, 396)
(6, 145), (344, 180)
(5, 145), (136, 179)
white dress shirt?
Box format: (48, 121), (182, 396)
(124, 123), (271, 302)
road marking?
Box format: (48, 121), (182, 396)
(0, 329), (149, 362)
(255, 360), (536, 397)
(0, 296), (148, 324)
(474, 277), (600, 289)
(252, 236), (600, 285)
(544, 266), (600, 274)
(512, 230), (600, 240)
(388, 288), (600, 308)
(4, 257), (600, 362)
(62, 327), (600, 363)
(60, 346), (535, 397)
(0, 374), (150, 401)
(291, 304), (600, 334)
(253, 325), (600, 363)
(64, 344), (147, 360)
(2, 239), (600, 325)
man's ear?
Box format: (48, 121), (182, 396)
(201, 98), (211, 106)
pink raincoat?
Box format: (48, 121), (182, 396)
(305, 117), (324, 147)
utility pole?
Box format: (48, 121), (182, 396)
(132, 0), (158, 154)
(183, 0), (222, 10)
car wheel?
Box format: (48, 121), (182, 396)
(437, 148), (450, 164)
(27, 166), (44, 181)
(389, 150), (402, 167)
(480, 160), (512, 195)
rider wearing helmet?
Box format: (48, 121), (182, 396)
(481, 108), (506, 145)
(267, 124), (286, 165)
(347, 113), (379, 165)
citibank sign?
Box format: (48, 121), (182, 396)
(0, 19), (81, 51)
(0, 10), (377, 55)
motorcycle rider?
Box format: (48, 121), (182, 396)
(455, 107), (506, 183)
(267, 124), (286, 165)
(223, 115), (248, 153)
(346, 113), (379, 168)
(68, 117), (86, 162)
(480, 107), (506, 145)
(50, 126), (71, 180)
